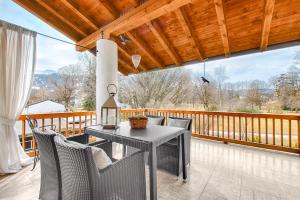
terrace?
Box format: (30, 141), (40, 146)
(1, 0), (300, 200)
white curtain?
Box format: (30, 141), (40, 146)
(0, 20), (36, 174)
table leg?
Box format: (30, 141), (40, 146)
(149, 146), (157, 200)
(122, 145), (126, 157)
(181, 133), (187, 180)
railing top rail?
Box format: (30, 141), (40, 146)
(18, 111), (96, 120)
(120, 108), (300, 120)
(17, 109), (300, 121)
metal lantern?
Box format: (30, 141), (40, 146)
(101, 84), (120, 129)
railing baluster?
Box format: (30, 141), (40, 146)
(72, 116), (75, 135)
(65, 117), (69, 137)
(227, 116), (230, 139)
(50, 118), (54, 130)
(265, 118), (268, 144)
(58, 118), (62, 133)
(212, 115), (214, 137)
(42, 119), (45, 131)
(233, 116), (236, 140)
(252, 117), (254, 142)
(222, 115), (224, 138)
(245, 117), (248, 142)
(79, 116), (82, 134)
(207, 114), (210, 136)
(239, 116), (241, 141)
(198, 113), (201, 134)
(217, 115), (219, 137)
(280, 118), (283, 146)
(193, 114), (196, 133)
(84, 115), (87, 127)
(272, 118), (275, 145)
(22, 120), (26, 150)
(90, 113), (92, 126)
(288, 119), (292, 147)
(258, 117), (261, 143)
(202, 114), (205, 135)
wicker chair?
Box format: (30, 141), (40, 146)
(146, 115), (165, 125)
(54, 135), (146, 200)
(26, 117), (112, 200)
(156, 117), (192, 176)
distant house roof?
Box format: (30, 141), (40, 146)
(23, 100), (66, 114)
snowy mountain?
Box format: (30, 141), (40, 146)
(32, 70), (59, 89)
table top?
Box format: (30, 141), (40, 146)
(85, 122), (185, 149)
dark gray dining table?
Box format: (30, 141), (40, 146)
(85, 122), (187, 200)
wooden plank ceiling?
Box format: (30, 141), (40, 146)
(13, 0), (300, 75)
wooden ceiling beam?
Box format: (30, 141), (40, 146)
(118, 62), (130, 76)
(76, 0), (193, 51)
(35, 0), (87, 37)
(175, 6), (204, 61)
(126, 31), (164, 68)
(99, 0), (119, 19)
(260, 0), (276, 51)
(147, 20), (182, 66)
(60, 0), (99, 30)
(13, 0), (80, 41)
(213, 0), (230, 56)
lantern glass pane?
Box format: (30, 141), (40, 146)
(107, 108), (117, 125)
(101, 107), (107, 125)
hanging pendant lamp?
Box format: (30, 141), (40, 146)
(131, 54), (141, 68)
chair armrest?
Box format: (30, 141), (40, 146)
(96, 150), (146, 200)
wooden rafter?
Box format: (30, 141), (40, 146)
(147, 20), (182, 66)
(126, 31), (164, 68)
(60, 0), (98, 30)
(13, 0), (80, 40)
(99, 0), (119, 19)
(175, 6), (203, 61)
(119, 57), (138, 74)
(260, 0), (276, 50)
(35, 0), (87, 37)
(77, 0), (193, 51)
(118, 62), (130, 75)
(213, 0), (230, 56)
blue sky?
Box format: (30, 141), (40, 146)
(1, 0), (299, 82)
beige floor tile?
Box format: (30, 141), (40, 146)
(1, 138), (300, 200)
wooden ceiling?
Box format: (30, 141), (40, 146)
(13, 0), (300, 75)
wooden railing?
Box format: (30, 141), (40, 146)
(17, 111), (97, 156)
(121, 109), (300, 154)
(18, 109), (300, 155)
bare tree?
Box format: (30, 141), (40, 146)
(52, 64), (83, 110)
(246, 80), (267, 110)
(214, 65), (228, 110)
(80, 53), (97, 111)
(27, 87), (50, 105)
(193, 73), (217, 110)
(118, 68), (191, 108)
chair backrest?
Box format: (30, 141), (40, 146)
(54, 136), (99, 200)
(32, 128), (62, 200)
(146, 115), (165, 125)
(167, 117), (192, 131)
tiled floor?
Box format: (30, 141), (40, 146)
(1, 138), (300, 200)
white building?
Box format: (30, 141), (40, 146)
(23, 100), (66, 114)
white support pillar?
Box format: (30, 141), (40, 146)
(96, 39), (118, 124)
